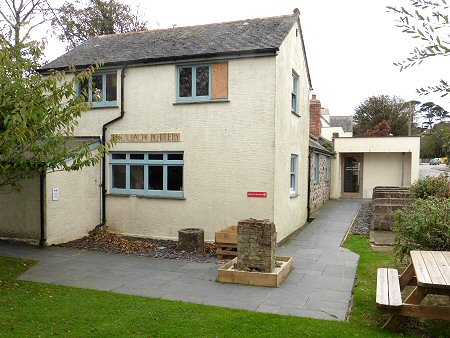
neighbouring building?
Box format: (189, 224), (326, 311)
(331, 136), (420, 198)
(0, 10), (315, 245)
(308, 95), (332, 215)
(311, 94), (420, 200)
(320, 105), (353, 140)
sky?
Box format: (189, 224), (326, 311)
(35, 0), (449, 116)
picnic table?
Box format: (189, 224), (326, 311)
(376, 250), (450, 330)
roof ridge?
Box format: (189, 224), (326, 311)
(93, 13), (297, 40)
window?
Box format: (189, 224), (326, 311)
(78, 72), (117, 107)
(314, 153), (319, 184)
(290, 154), (298, 195)
(110, 152), (184, 198)
(178, 65), (211, 101)
(292, 71), (299, 114)
(176, 63), (228, 102)
(325, 157), (330, 181)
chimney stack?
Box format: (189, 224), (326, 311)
(309, 94), (322, 140)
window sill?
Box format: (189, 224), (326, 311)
(173, 99), (230, 105)
(107, 193), (185, 200)
(290, 193), (298, 198)
(291, 111), (300, 117)
(91, 103), (119, 109)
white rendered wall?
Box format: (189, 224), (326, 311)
(273, 22), (310, 241)
(0, 175), (40, 243)
(85, 57), (278, 242)
(331, 137), (420, 198)
(45, 163), (101, 245)
(321, 127), (352, 141)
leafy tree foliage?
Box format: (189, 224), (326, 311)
(0, 37), (107, 191)
(363, 120), (391, 137)
(52, 0), (148, 50)
(387, 0), (450, 97)
(353, 95), (410, 136)
(418, 101), (449, 129)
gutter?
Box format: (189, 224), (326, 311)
(39, 169), (46, 247)
(96, 64), (127, 230)
(37, 48), (279, 74)
(307, 152), (313, 223)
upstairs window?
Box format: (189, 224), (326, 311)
(178, 65), (211, 101)
(78, 72), (117, 107)
(177, 63), (228, 102)
(110, 152), (184, 198)
(292, 71), (299, 114)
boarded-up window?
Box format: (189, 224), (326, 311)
(212, 63), (228, 99)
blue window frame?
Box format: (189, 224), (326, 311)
(292, 71), (299, 114)
(177, 64), (212, 102)
(325, 157), (330, 181)
(314, 153), (319, 184)
(290, 154), (298, 195)
(110, 152), (184, 198)
(78, 72), (117, 108)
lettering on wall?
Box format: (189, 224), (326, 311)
(111, 133), (181, 143)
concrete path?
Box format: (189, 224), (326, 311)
(0, 199), (361, 321)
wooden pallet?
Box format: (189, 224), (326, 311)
(216, 243), (237, 258)
(215, 225), (238, 258)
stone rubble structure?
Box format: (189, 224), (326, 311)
(371, 186), (412, 231)
(236, 219), (276, 272)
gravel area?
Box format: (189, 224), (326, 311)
(350, 202), (372, 235)
(59, 232), (226, 264)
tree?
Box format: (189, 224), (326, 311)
(353, 95), (411, 136)
(0, 0), (52, 46)
(418, 101), (449, 129)
(363, 120), (391, 137)
(387, 1), (450, 97)
(52, 0), (148, 50)
(0, 37), (108, 191)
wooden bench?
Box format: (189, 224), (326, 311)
(376, 268), (403, 329)
(376, 264), (450, 330)
(376, 268), (402, 308)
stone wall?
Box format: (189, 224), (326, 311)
(371, 187), (412, 231)
(236, 219), (276, 272)
(309, 152), (331, 215)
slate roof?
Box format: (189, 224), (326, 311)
(309, 138), (332, 155)
(42, 13), (300, 70)
(329, 116), (353, 133)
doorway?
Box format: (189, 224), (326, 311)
(342, 154), (363, 197)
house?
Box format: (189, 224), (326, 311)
(321, 110), (353, 140)
(0, 10), (316, 245)
(309, 95), (420, 199)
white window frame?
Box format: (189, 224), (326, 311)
(290, 154), (298, 195)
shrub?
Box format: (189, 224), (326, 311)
(410, 174), (450, 199)
(393, 198), (450, 261)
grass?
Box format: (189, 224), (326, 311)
(0, 236), (448, 337)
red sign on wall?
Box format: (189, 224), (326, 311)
(247, 192), (268, 198)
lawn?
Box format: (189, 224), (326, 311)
(0, 236), (448, 337)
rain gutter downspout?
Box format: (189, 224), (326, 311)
(307, 151), (312, 222)
(96, 64), (127, 229)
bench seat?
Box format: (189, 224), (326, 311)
(376, 268), (402, 308)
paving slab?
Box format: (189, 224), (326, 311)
(0, 198), (361, 321)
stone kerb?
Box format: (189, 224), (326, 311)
(236, 219), (276, 273)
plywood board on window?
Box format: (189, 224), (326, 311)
(212, 63), (228, 99)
